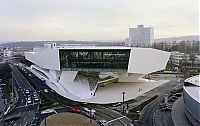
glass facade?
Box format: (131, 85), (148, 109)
(59, 49), (131, 72)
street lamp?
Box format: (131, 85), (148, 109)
(89, 107), (92, 123)
(10, 68), (14, 103)
(122, 92), (125, 114)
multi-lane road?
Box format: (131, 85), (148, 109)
(95, 105), (133, 126)
(0, 65), (183, 126)
(19, 66), (134, 126)
(0, 66), (39, 126)
(139, 78), (183, 126)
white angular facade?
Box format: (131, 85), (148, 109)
(25, 43), (170, 104)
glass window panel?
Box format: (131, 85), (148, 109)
(59, 49), (130, 72)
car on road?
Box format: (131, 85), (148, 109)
(165, 107), (172, 111)
(0, 83), (6, 87)
(168, 98), (175, 102)
(111, 102), (121, 107)
(31, 117), (39, 126)
(171, 96), (178, 100)
(33, 92), (40, 102)
(27, 95), (31, 100)
(83, 107), (96, 118)
(43, 89), (48, 93)
(50, 89), (56, 93)
(33, 92), (37, 97)
(27, 99), (32, 104)
(27, 95), (32, 104)
(34, 97), (39, 102)
(98, 120), (109, 126)
(159, 103), (172, 109)
(69, 107), (80, 113)
(41, 109), (56, 115)
(161, 107), (172, 111)
(171, 88), (177, 94)
(25, 89), (30, 95)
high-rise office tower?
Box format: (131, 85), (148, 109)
(128, 25), (154, 47)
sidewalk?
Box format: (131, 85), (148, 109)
(171, 97), (191, 126)
(0, 96), (5, 117)
(2, 76), (19, 116)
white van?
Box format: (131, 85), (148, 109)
(83, 107), (96, 118)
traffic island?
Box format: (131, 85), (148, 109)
(40, 112), (97, 126)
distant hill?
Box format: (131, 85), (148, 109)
(155, 35), (199, 43)
(1, 35), (199, 48)
(0, 40), (124, 49)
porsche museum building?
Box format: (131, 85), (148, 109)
(183, 75), (200, 126)
(25, 43), (170, 104)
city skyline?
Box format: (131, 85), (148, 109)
(0, 0), (199, 41)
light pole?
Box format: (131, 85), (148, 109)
(89, 107), (92, 123)
(10, 68), (14, 103)
(39, 90), (42, 105)
(45, 118), (47, 126)
(122, 92), (125, 114)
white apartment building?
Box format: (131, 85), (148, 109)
(3, 48), (13, 57)
(128, 25), (154, 47)
(170, 51), (190, 67)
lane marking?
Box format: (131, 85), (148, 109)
(24, 116), (26, 121)
(15, 103), (38, 109)
(18, 112), (21, 116)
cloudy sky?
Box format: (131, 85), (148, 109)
(0, 0), (199, 41)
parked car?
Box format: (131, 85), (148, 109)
(168, 98), (175, 102)
(25, 89), (30, 95)
(165, 107), (172, 111)
(171, 96), (178, 100)
(171, 88), (177, 94)
(175, 93), (182, 97)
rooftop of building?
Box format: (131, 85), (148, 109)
(185, 75), (200, 87)
(183, 86), (200, 103)
(31, 43), (158, 51)
(184, 75), (200, 103)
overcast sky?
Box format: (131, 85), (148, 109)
(0, 0), (199, 41)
